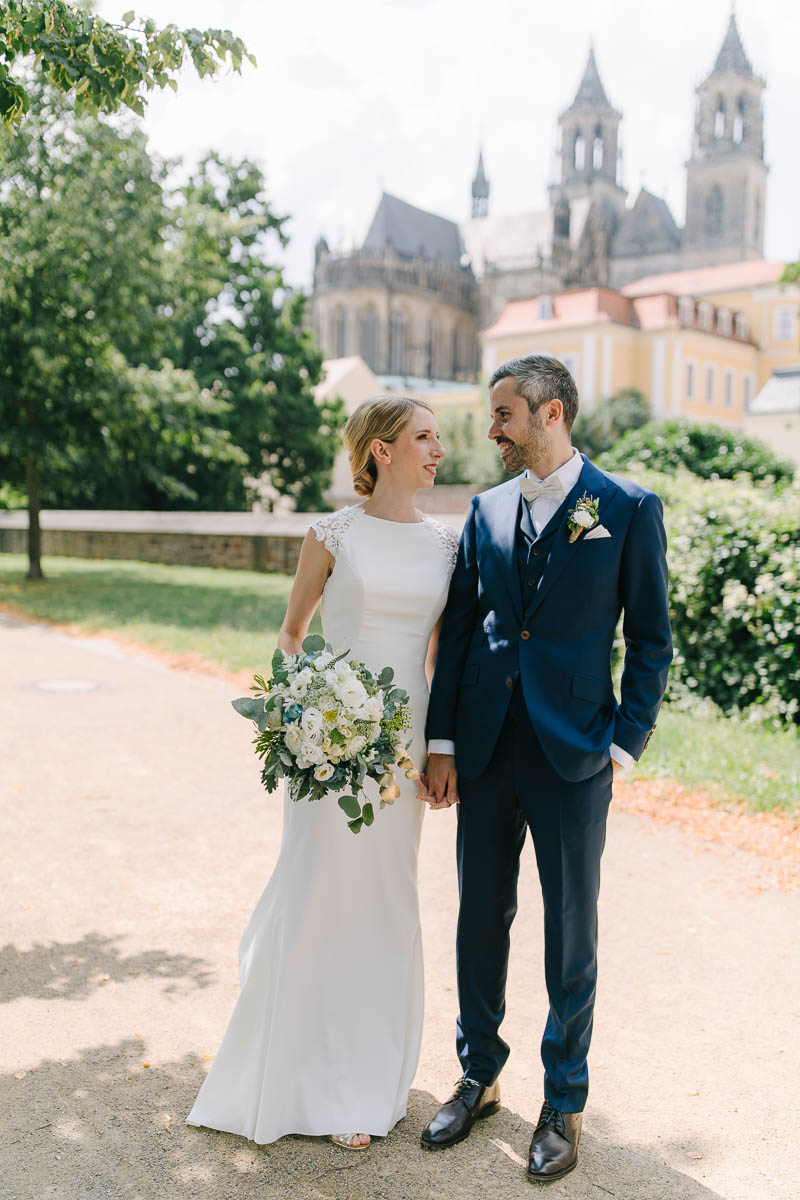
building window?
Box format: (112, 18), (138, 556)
(539, 295), (554, 319)
(774, 305), (797, 342)
(451, 327), (459, 377)
(733, 97), (745, 145)
(723, 369), (735, 408)
(359, 306), (378, 370)
(562, 353), (579, 381)
(717, 307), (732, 336)
(389, 313), (406, 375)
(592, 127), (604, 170)
(335, 307), (348, 358)
(574, 133), (585, 172)
(697, 301), (714, 331)
(704, 365), (716, 405)
(734, 312), (749, 340)
(678, 296), (695, 325)
(714, 99), (725, 140)
(743, 374), (754, 409)
(686, 360), (696, 399)
(706, 186), (723, 239)
(753, 192), (761, 245)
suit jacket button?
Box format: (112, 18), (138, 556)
(505, 677), (514, 688)
(532, 545), (544, 557)
(520, 630), (530, 641)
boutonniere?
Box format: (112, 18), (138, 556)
(567, 493), (599, 543)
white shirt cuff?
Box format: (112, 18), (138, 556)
(428, 739), (456, 757)
(610, 743), (634, 771)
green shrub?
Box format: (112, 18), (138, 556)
(0, 483), (26, 510)
(573, 388), (651, 458)
(625, 470), (800, 725)
(435, 410), (507, 489)
(599, 419), (795, 487)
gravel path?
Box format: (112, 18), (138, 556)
(1, 614), (798, 1200)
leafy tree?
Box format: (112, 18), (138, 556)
(164, 154), (346, 510)
(598, 419), (795, 487)
(0, 81), (170, 576)
(572, 388), (651, 459)
(434, 408), (506, 489)
(0, 1), (254, 127)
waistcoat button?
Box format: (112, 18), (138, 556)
(520, 630), (531, 641)
(505, 676), (514, 688)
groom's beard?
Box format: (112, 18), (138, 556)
(495, 409), (549, 473)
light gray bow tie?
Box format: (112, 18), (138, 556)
(519, 475), (565, 505)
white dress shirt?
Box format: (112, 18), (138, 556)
(428, 448), (634, 771)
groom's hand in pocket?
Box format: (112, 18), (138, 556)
(420, 753), (459, 809)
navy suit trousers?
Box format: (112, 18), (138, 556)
(455, 685), (612, 1112)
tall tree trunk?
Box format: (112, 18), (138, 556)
(25, 455), (44, 581)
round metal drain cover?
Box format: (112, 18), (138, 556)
(31, 679), (105, 693)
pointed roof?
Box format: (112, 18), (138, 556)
(472, 149), (489, 190)
(710, 10), (754, 77)
(612, 188), (681, 258)
(563, 46), (617, 114)
(362, 193), (464, 264)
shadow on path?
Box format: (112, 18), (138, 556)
(0, 933), (214, 1003)
(0, 1038), (726, 1200)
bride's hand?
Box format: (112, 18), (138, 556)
(417, 757), (459, 809)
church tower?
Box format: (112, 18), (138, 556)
(471, 148), (490, 218)
(683, 10), (767, 264)
(551, 46), (626, 214)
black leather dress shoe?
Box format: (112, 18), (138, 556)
(527, 1101), (582, 1183)
(420, 1077), (501, 1150)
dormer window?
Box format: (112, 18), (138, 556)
(539, 295), (554, 319)
(717, 307), (732, 336)
(697, 301), (714, 331)
(734, 312), (749, 340)
(678, 296), (695, 325)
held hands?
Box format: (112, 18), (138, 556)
(417, 753), (459, 809)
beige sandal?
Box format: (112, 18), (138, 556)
(328, 1133), (371, 1151)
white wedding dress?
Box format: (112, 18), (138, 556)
(187, 503), (459, 1144)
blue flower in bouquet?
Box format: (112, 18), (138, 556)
(284, 703), (304, 724)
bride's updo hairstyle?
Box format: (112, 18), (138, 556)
(344, 395), (435, 497)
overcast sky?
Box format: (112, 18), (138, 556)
(98, 0), (800, 290)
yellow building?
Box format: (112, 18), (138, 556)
(481, 259), (800, 458)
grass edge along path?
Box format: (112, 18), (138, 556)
(1, 554), (797, 827)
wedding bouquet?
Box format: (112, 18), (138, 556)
(232, 635), (417, 833)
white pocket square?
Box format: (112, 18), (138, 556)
(584, 524), (611, 540)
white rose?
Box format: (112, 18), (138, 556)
(366, 694), (383, 721)
(301, 707), (323, 738)
(314, 762), (335, 782)
(284, 724), (304, 754)
(339, 679), (368, 710)
(572, 508), (594, 529)
(288, 673), (311, 699)
(302, 741), (326, 765)
(335, 658), (353, 679)
(313, 651), (333, 671)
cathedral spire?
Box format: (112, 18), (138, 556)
(710, 8), (754, 77)
(565, 44), (615, 112)
(471, 147), (490, 218)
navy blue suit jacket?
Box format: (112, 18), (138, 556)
(426, 456), (673, 783)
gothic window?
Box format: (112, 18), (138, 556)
(706, 186), (724, 240)
(359, 306), (378, 370)
(714, 99), (725, 140)
(554, 199), (570, 240)
(733, 97), (745, 145)
(592, 127), (604, 171)
(574, 133), (585, 172)
(389, 312), (406, 375)
(335, 307), (348, 358)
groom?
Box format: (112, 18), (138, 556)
(419, 354), (672, 1182)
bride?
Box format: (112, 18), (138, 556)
(187, 395), (459, 1150)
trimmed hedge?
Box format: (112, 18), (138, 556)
(599, 420), (795, 487)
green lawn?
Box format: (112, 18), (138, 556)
(1, 554), (797, 814)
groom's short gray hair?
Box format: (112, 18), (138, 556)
(489, 354), (580, 430)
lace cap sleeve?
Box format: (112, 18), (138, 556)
(424, 516), (460, 572)
(310, 504), (363, 558)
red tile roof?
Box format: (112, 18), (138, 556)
(622, 260), (785, 298)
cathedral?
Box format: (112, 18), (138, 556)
(311, 12), (768, 382)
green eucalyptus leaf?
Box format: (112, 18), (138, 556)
(337, 794), (361, 819)
(347, 817), (364, 834)
(362, 802), (374, 827)
(302, 634), (326, 653)
(232, 696), (264, 721)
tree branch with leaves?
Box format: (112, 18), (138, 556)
(0, 0), (255, 127)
